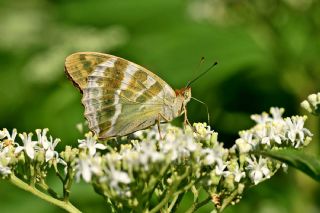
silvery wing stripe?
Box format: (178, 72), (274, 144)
(132, 76), (157, 101)
(164, 84), (175, 100)
(105, 63), (139, 135)
(83, 58), (117, 134)
(125, 63), (139, 76)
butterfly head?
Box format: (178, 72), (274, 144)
(175, 87), (192, 107)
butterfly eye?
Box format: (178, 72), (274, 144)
(184, 91), (190, 99)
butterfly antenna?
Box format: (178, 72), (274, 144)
(186, 61), (218, 88)
(191, 97), (210, 125)
(186, 57), (206, 87)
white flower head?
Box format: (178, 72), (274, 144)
(193, 122), (213, 140)
(1, 128), (17, 143)
(36, 128), (49, 148)
(16, 133), (37, 159)
(44, 136), (61, 162)
(301, 100), (312, 113)
(215, 161), (228, 176)
(251, 112), (270, 124)
(0, 129), (7, 140)
(133, 140), (164, 168)
(246, 156), (270, 185)
(307, 93), (318, 106)
(0, 149), (11, 177)
(237, 131), (258, 151)
(105, 165), (131, 186)
(270, 107), (284, 121)
(232, 164), (246, 182)
(78, 132), (106, 156)
(285, 116), (312, 147)
(255, 126), (271, 146)
(75, 155), (103, 182)
(100, 164), (131, 197)
(0, 163), (11, 176)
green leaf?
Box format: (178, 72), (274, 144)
(260, 149), (320, 182)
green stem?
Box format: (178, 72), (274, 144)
(37, 181), (60, 199)
(9, 174), (81, 213)
(185, 196), (212, 213)
(218, 190), (238, 212)
(63, 164), (74, 201)
(149, 185), (178, 213)
(168, 192), (184, 212)
(149, 168), (191, 213)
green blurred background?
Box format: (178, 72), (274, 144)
(1, 0), (320, 212)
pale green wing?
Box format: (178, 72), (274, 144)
(65, 52), (176, 138)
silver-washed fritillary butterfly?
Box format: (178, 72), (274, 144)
(65, 52), (193, 139)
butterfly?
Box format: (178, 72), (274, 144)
(65, 52), (193, 139)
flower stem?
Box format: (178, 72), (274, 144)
(218, 189), (238, 212)
(185, 196), (212, 213)
(8, 174), (81, 213)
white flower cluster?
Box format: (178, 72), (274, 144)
(74, 124), (230, 200)
(0, 128), (63, 178)
(0, 107), (312, 211)
(74, 107), (312, 204)
(301, 92), (320, 115)
(233, 107), (312, 184)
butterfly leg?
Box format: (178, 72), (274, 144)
(157, 114), (163, 140)
(183, 105), (191, 127)
(157, 113), (171, 140)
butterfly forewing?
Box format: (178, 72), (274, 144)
(65, 52), (177, 138)
(65, 52), (112, 91)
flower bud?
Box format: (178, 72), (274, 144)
(301, 100), (312, 113)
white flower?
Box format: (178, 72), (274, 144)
(193, 123), (213, 139)
(35, 129), (61, 162)
(159, 135), (193, 161)
(268, 124), (283, 144)
(232, 165), (246, 182)
(133, 141), (164, 167)
(100, 164), (132, 197)
(285, 116), (312, 147)
(36, 128), (49, 147)
(301, 93), (320, 114)
(215, 161), (228, 176)
(255, 126), (271, 146)
(235, 138), (252, 153)
(237, 131), (258, 151)
(307, 93), (318, 106)
(301, 100), (312, 113)
(251, 112), (270, 124)
(0, 150), (11, 176)
(202, 144), (226, 166)
(0, 163), (11, 176)
(44, 137), (61, 162)
(75, 155), (103, 182)
(78, 132), (106, 156)
(1, 129), (17, 142)
(0, 129), (7, 140)
(270, 107), (284, 121)
(105, 166), (131, 188)
(16, 133), (37, 159)
(246, 156), (270, 185)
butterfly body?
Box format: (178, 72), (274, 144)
(65, 52), (191, 139)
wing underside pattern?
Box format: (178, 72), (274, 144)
(65, 52), (176, 138)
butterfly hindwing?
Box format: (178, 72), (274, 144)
(65, 52), (176, 138)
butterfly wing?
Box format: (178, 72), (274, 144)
(65, 52), (176, 138)
(65, 52), (112, 91)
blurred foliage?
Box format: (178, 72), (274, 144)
(0, 0), (320, 212)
